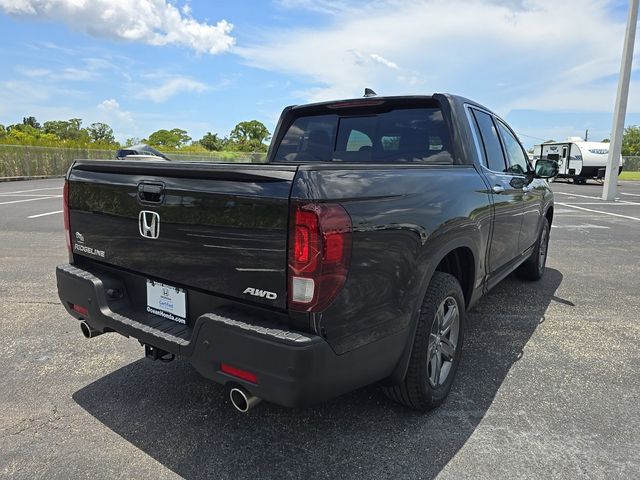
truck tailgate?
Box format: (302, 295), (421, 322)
(67, 160), (296, 311)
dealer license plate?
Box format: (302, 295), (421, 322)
(146, 280), (187, 324)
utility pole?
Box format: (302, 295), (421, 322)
(603, 0), (638, 201)
(585, 129), (589, 141)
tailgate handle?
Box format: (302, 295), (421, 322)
(138, 182), (165, 204)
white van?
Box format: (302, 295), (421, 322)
(532, 137), (624, 184)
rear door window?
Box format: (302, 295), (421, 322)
(273, 107), (454, 164)
(471, 109), (507, 173)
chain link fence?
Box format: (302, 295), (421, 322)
(1, 145), (638, 178)
(0, 145), (267, 178)
(623, 156), (640, 171)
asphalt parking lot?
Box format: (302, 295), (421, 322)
(1, 177), (639, 479)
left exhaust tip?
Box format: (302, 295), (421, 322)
(229, 386), (261, 413)
(80, 321), (103, 339)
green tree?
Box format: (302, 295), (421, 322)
(7, 123), (40, 137)
(601, 138), (610, 143)
(22, 116), (41, 129)
(87, 122), (115, 144)
(170, 128), (191, 147)
(622, 126), (640, 156)
(229, 120), (270, 145)
(0, 124), (5, 136)
(124, 137), (141, 147)
(148, 128), (191, 149)
(42, 118), (89, 142)
(3, 124), (58, 146)
(199, 132), (224, 151)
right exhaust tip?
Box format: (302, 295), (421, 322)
(229, 386), (261, 413)
(80, 321), (103, 339)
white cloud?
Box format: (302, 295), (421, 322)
(136, 76), (209, 103)
(98, 99), (121, 112)
(0, 0), (235, 55)
(369, 53), (399, 70)
(17, 67), (51, 77)
(0, 80), (54, 102)
(238, 0), (639, 113)
(275, 0), (356, 15)
(15, 56), (124, 81)
(98, 98), (133, 124)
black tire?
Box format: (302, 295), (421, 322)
(516, 218), (550, 281)
(383, 272), (465, 411)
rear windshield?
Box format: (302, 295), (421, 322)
(273, 107), (453, 164)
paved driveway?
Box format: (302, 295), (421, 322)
(1, 178), (639, 479)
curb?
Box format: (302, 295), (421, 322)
(0, 175), (65, 182)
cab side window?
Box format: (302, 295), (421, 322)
(496, 121), (529, 175)
(471, 109), (507, 172)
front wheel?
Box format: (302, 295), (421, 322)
(383, 272), (465, 411)
(517, 218), (550, 281)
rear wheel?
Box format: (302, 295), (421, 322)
(517, 218), (550, 281)
(383, 272), (465, 411)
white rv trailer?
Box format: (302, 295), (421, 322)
(532, 137), (624, 184)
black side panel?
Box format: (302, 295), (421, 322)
(291, 164), (493, 354)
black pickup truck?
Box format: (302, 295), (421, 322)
(56, 94), (557, 412)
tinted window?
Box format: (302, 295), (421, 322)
(472, 109), (506, 172)
(274, 114), (336, 162)
(273, 108), (453, 164)
(496, 121), (529, 175)
(345, 129), (372, 151)
(337, 116), (375, 153)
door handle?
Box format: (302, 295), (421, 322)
(492, 185), (505, 194)
(522, 185), (533, 194)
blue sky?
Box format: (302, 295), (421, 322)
(0, 0), (638, 148)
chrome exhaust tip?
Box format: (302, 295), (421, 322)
(80, 321), (103, 339)
(229, 386), (261, 413)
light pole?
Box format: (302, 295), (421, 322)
(602, 0), (638, 201)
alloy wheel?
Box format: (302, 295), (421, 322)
(427, 296), (460, 387)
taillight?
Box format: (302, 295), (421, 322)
(288, 203), (352, 312)
(63, 180), (71, 254)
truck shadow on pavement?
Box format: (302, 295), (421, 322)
(73, 268), (565, 480)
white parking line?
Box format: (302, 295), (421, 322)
(558, 202), (640, 206)
(0, 187), (61, 195)
(556, 202), (640, 222)
(556, 214), (613, 218)
(27, 210), (63, 219)
(553, 192), (603, 200)
(0, 195), (61, 206)
(0, 193), (66, 197)
(551, 224), (610, 229)
(620, 192), (640, 197)
(553, 191), (638, 205)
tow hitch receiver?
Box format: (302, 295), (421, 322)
(144, 344), (175, 362)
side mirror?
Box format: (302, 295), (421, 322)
(535, 159), (559, 179)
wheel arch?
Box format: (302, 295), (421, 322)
(387, 240), (478, 384)
(433, 246), (475, 309)
(545, 205), (554, 227)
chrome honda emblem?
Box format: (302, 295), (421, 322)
(138, 210), (160, 239)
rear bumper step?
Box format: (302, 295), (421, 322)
(56, 263), (405, 407)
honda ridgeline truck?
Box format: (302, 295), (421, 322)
(56, 94), (557, 412)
